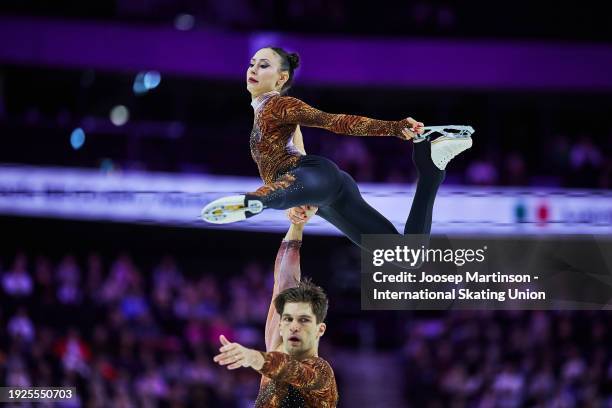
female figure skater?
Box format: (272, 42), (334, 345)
(202, 47), (472, 250)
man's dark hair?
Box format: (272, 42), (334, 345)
(267, 46), (300, 94)
(274, 278), (328, 323)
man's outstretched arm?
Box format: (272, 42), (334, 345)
(264, 205), (317, 351)
(214, 336), (334, 391)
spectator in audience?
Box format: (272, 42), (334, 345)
(53, 327), (92, 376)
(2, 252), (33, 298)
(56, 254), (82, 305)
(8, 307), (35, 343)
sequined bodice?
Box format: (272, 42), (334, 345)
(254, 352), (338, 408)
(249, 92), (410, 184)
(250, 92), (301, 184)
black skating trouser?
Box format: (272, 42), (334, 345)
(247, 142), (446, 251)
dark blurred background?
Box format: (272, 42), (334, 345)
(1, 1), (611, 407)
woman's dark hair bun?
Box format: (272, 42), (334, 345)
(288, 53), (300, 69)
(266, 46), (300, 93)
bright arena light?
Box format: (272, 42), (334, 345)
(133, 71), (162, 95)
(143, 71), (161, 90)
(110, 105), (129, 126)
(70, 128), (86, 150)
(133, 73), (147, 94)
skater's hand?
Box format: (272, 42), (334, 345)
(401, 117), (424, 139)
(287, 205), (318, 225)
(214, 335), (264, 370)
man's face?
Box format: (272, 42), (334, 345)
(279, 302), (325, 357)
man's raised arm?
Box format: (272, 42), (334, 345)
(264, 205), (317, 351)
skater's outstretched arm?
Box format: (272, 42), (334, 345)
(215, 334), (334, 393)
(266, 96), (423, 139)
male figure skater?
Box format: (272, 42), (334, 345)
(214, 205), (338, 407)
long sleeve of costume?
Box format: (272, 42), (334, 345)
(258, 351), (335, 393)
(274, 240), (302, 288)
(267, 96), (410, 138)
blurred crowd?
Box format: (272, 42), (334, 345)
(1, 251), (273, 407)
(403, 311), (612, 407)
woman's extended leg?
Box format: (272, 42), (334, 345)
(404, 141), (446, 235)
(316, 171), (399, 243)
(317, 142), (445, 250)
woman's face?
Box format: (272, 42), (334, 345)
(246, 48), (288, 97)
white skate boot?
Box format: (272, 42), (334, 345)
(201, 195), (264, 224)
(420, 125), (475, 170)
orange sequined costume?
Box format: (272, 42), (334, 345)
(255, 351), (338, 407)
